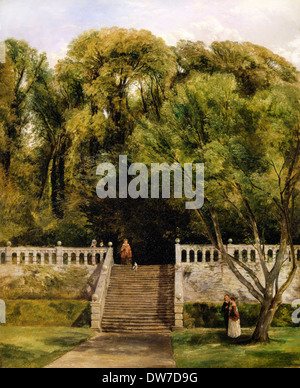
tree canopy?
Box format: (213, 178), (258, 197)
(0, 29), (299, 341)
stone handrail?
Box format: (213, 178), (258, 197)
(90, 245), (114, 331)
(0, 242), (110, 265)
(175, 241), (300, 264)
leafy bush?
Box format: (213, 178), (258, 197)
(183, 303), (299, 328)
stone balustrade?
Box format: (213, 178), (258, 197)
(0, 241), (110, 266)
(176, 241), (300, 265)
(90, 244), (114, 331)
(173, 239), (300, 329)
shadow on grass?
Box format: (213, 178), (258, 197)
(71, 304), (91, 327)
(43, 332), (90, 348)
(177, 330), (252, 347)
(248, 350), (300, 367)
(0, 343), (43, 368)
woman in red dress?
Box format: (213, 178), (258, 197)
(120, 239), (132, 265)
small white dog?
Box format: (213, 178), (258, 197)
(132, 262), (138, 271)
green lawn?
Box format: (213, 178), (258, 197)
(171, 327), (300, 368)
(0, 326), (93, 368)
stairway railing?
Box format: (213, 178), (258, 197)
(0, 241), (109, 265)
(90, 243), (114, 331)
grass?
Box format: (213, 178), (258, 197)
(4, 300), (91, 327)
(171, 327), (300, 368)
(0, 265), (91, 300)
(0, 326), (93, 368)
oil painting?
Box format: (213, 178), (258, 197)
(0, 0), (299, 371)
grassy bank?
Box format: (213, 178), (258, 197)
(2, 300), (91, 327)
(171, 327), (300, 368)
(0, 265), (93, 300)
(0, 326), (93, 368)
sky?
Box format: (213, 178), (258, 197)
(0, 0), (300, 69)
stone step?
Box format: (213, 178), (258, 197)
(109, 278), (174, 282)
(106, 289), (174, 293)
(105, 296), (173, 300)
(102, 323), (173, 327)
(104, 322), (173, 329)
(102, 310), (174, 315)
(102, 328), (172, 334)
(109, 284), (174, 287)
(102, 318), (174, 324)
(105, 301), (173, 304)
(105, 291), (174, 296)
(113, 265), (174, 269)
(105, 301), (173, 306)
(105, 290), (174, 295)
(103, 311), (174, 316)
(103, 307), (174, 312)
(101, 264), (175, 334)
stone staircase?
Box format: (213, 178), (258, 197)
(101, 264), (175, 333)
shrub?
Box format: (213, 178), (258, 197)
(183, 303), (299, 328)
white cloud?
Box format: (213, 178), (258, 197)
(275, 35), (300, 70)
(160, 29), (195, 46)
(191, 17), (243, 43)
(1, 0), (300, 69)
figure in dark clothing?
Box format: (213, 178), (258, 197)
(221, 294), (230, 333)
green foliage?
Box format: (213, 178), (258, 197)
(3, 300), (90, 326)
(171, 327), (300, 368)
(1, 30), (300, 262)
(183, 303), (299, 328)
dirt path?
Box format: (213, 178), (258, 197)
(45, 332), (175, 368)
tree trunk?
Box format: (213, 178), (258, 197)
(2, 150), (11, 175)
(251, 300), (280, 343)
(51, 154), (59, 217)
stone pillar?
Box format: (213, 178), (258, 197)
(226, 238), (235, 259)
(24, 251), (29, 265)
(174, 262), (184, 329)
(100, 252), (104, 264)
(56, 242), (63, 265)
(174, 239), (184, 330)
(91, 294), (101, 330)
(5, 242), (12, 264)
(175, 238), (181, 264)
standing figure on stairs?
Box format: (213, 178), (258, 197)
(120, 239), (132, 265)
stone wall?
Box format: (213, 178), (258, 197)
(182, 261), (300, 303)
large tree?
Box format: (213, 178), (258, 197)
(134, 67), (300, 342)
(2, 39), (47, 175)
